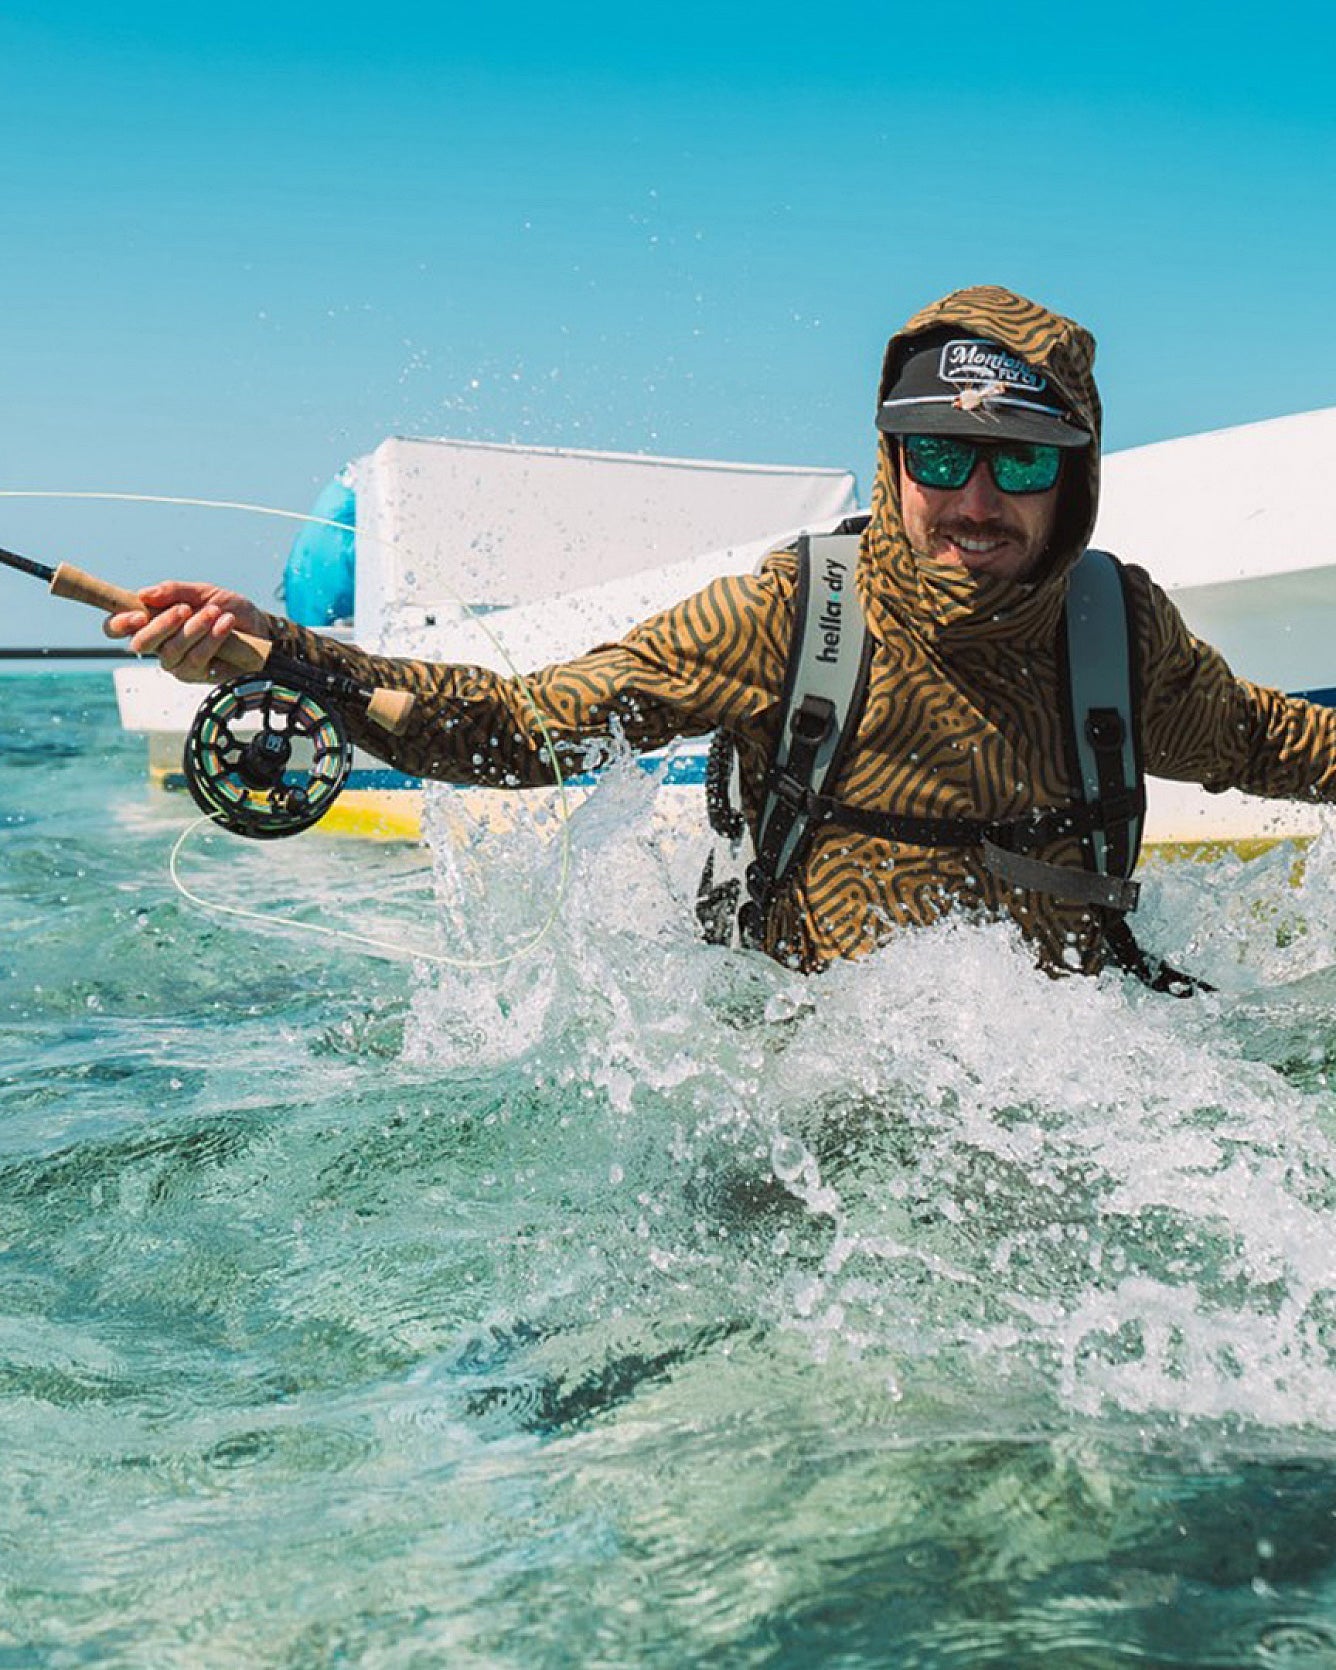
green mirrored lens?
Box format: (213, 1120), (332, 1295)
(903, 435), (975, 489)
(990, 443), (1061, 493)
(903, 435), (1061, 495)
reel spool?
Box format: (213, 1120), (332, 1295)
(183, 676), (353, 839)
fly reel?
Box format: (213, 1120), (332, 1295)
(183, 675), (353, 839)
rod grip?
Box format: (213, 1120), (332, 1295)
(49, 562), (273, 673)
(365, 687), (417, 735)
(48, 560), (414, 731)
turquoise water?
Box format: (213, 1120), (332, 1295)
(5, 671), (1336, 1668)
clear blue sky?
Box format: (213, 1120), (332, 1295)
(2, 0), (1333, 644)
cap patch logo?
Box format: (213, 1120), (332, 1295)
(939, 339), (1047, 395)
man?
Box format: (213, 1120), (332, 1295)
(109, 285), (1336, 978)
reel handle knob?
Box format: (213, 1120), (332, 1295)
(50, 562), (274, 673)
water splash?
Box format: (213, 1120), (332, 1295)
(398, 758), (1336, 1438)
(8, 675), (1336, 1664)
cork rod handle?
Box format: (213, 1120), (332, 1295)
(49, 561), (416, 735)
(50, 562), (272, 673)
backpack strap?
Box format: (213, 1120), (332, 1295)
(737, 532), (873, 946)
(1055, 549), (1210, 996)
(1061, 548), (1144, 879)
(981, 549), (1146, 913)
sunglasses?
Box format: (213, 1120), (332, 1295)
(901, 434), (1062, 495)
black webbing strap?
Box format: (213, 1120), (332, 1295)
(1085, 706), (1136, 878)
(783, 784), (1147, 857)
(742, 767), (1151, 938)
(981, 839), (1141, 912)
(740, 694), (834, 946)
(1102, 914), (1215, 997)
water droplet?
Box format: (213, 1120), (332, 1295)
(770, 1135), (809, 1184)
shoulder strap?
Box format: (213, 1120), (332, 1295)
(1059, 550), (1211, 995)
(766, 532), (871, 879)
(983, 548), (1146, 910)
(738, 532), (873, 944)
(1059, 548), (1144, 879)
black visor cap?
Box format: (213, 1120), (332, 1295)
(876, 335), (1092, 449)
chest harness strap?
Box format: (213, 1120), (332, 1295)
(734, 533), (873, 948)
(707, 535), (1208, 994)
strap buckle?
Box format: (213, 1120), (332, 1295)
(1096, 786), (1145, 826)
(768, 692), (835, 810)
(790, 693), (834, 748)
(1085, 707), (1125, 751)
(769, 770), (810, 811)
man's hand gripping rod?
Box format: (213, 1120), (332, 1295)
(1, 541), (418, 838)
(0, 542), (415, 735)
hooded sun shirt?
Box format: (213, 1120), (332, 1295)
(268, 286), (1336, 977)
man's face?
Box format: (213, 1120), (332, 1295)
(896, 439), (1060, 582)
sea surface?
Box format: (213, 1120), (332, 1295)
(4, 669), (1336, 1668)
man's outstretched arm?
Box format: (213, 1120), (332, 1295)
(1133, 568), (1336, 804)
(107, 557), (800, 789)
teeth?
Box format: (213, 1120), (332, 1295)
(952, 536), (1004, 553)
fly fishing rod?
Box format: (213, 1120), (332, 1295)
(1, 541), (416, 839)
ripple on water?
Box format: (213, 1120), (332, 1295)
(1258, 1620), (1336, 1664)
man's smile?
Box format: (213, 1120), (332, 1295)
(931, 521), (1026, 568)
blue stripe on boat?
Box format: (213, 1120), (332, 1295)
(160, 750), (709, 796)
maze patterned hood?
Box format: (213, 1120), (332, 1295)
(857, 285), (1103, 653)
